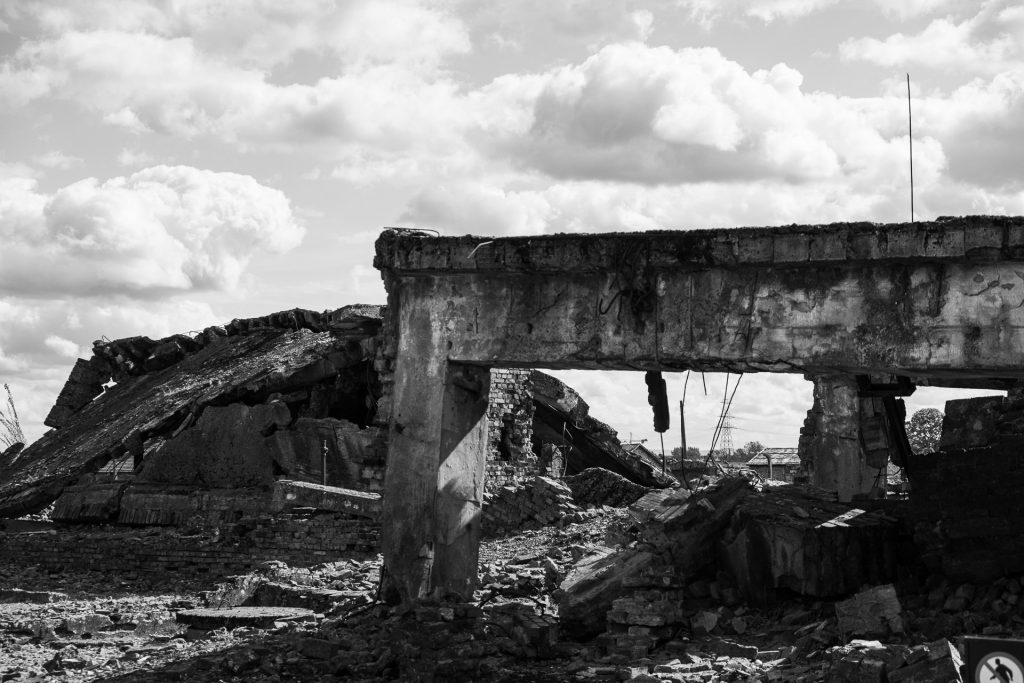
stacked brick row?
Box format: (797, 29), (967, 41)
(597, 566), (687, 658)
(481, 476), (580, 537)
(0, 513), (379, 582)
(485, 368), (538, 491)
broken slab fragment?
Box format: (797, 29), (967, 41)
(835, 584), (904, 638)
(101, 480), (381, 526)
(721, 484), (898, 600)
(827, 639), (910, 683)
(271, 480), (381, 519)
(557, 547), (658, 640)
(886, 639), (963, 683)
(640, 475), (754, 577)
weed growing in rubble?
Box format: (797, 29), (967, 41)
(1, 383), (25, 450)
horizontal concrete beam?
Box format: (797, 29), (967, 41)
(375, 217), (1024, 378)
(375, 216), (1024, 275)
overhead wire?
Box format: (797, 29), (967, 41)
(700, 373), (745, 484)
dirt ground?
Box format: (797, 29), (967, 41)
(0, 507), (1001, 682)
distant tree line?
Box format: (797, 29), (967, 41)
(670, 441), (765, 463)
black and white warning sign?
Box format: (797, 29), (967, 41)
(967, 637), (1024, 683)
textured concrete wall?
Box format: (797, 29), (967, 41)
(375, 217), (1024, 379)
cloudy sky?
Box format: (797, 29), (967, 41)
(1, 1), (1019, 452)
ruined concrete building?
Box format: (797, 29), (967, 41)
(373, 216), (1024, 603)
(6, 215), (1024, 616)
(0, 306), (667, 530)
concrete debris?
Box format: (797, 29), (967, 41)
(827, 638), (963, 683)
(558, 548), (658, 640)
(722, 484), (899, 600)
(530, 371), (675, 488)
(836, 584), (904, 638)
(600, 584), (687, 658)
(1, 506), (1021, 682)
(563, 467), (655, 508)
(62, 613), (113, 637)
(640, 475), (754, 577)
(0, 305), (386, 519)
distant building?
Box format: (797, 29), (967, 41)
(621, 441), (666, 474)
(744, 447), (801, 482)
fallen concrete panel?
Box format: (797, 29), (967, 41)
(557, 547), (657, 640)
(835, 584), (903, 638)
(530, 371), (674, 488)
(640, 476), (754, 577)
(271, 480), (381, 519)
(0, 306), (383, 519)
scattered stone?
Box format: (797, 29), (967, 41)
(558, 548), (657, 640)
(63, 613), (113, 636)
(886, 639), (963, 682)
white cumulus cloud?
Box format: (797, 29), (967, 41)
(0, 165), (304, 297)
(840, 1), (1024, 75)
(476, 44), (890, 185)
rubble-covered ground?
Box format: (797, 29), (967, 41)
(0, 502), (1010, 682)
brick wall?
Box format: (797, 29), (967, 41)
(0, 513), (379, 582)
(485, 368), (538, 491)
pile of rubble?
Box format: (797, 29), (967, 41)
(482, 471), (638, 537)
(9, 475), (1024, 682)
(563, 467), (654, 508)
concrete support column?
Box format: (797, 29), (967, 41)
(379, 295), (490, 604)
(799, 375), (875, 502)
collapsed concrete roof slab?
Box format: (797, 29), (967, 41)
(0, 306), (382, 518)
(529, 370), (674, 487)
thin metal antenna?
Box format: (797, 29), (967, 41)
(907, 73), (914, 224)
